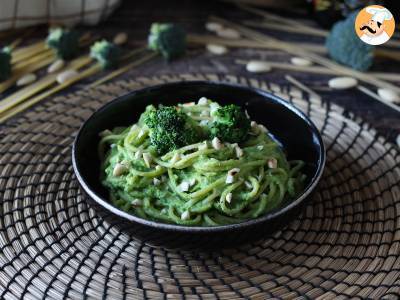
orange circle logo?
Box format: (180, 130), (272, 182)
(355, 5), (395, 45)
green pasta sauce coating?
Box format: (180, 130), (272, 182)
(99, 100), (306, 226)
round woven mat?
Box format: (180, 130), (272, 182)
(0, 74), (399, 300)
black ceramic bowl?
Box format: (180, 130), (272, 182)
(72, 81), (325, 248)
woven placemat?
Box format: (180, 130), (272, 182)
(0, 73), (399, 300)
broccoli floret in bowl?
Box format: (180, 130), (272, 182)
(148, 23), (186, 60)
(210, 104), (251, 143)
(145, 106), (202, 155)
(46, 28), (80, 59)
(0, 47), (11, 82)
(90, 40), (121, 70)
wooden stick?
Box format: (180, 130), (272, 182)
(235, 59), (400, 82)
(14, 50), (55, 71)
(0, 64), (102, 122)
(285, 75), (321, 99)
(88, 52), (157, 87)
(12, 41), (47, 64)
(0, 55), (56, 94)
(244, 20), (327, 37)
(210, 16), (400, 95)
(0, 48), (150, 119)
(357, 85), (400, 113)
(245, 20), (400, 61)
(0, 56), (92, 113)
(237, 3), (400, 49)
(188, 34), (327, 53)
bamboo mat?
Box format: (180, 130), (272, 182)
(0, 73), (399, 299)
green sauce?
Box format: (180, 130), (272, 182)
(99, 100), (306, 226)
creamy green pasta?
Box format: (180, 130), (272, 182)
(99, 99), (305, 226)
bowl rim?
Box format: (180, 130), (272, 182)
(72, 80), (326, 233)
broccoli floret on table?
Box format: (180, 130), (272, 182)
(325, 11), (374, 71)
(0, 47), (11, 82)
(148, 23), (186, 60)
(90, 40), (121, 70)
(210, 104), (250, 143)
(145, 106), (202, 155)
(46, 28), (80, 59)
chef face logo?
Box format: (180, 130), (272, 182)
(355, 5), (395, 45)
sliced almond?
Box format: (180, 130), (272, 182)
(206, 44), (228, 55)
(47, 59), (65, 73)
(181, 210), (190, 220)
(179, 181), (190, 192)
(153, 178), (161, 186)
(57, 69), (79, 84)
(198, 97), (208, 105)
(246, 60), (271, 73)
(290, 57), (312, 67)
(205, 22), (223, 32)
(132, 199), (142, 207)
(113, 163), (127, 176)
(16, 73), (37, 86)
(235, 146), (243, 158)
(212, 137), (224, 150)
(142, 153), (152, 168)
(225, 174), (234, 184)
(225, 192), (233, 203)
(328, 77), (358, 90)
(134, 149), (143, 160)
(267, 158), (278, 169)
(113, 32), (128, 45)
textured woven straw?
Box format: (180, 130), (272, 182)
(0, 74), (399, 299)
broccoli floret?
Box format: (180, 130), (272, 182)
(0, 47), (11, 82)
(46, 28), (80, 59)
(145, 106), (201, 154)
(148, 23), (186, 60)
(210, 104), (250, 143)
(90, 40), (121, 70)
(325, 11), (374, 71)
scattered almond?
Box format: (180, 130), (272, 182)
(328, 77), (358, 90)
(212, 137), (224, 150)
(377, 88), (399, 103)
(113, 32), (128, 45)
(267, 158), (278, 169)
(47, 59), (65, 73)
(57, 69), (79, 84)
(113, 163), (127, 176)
(179, 181), (190, 192)
(290, 57), (312, 67)
(225, 193), (232, 203)
(181, 210), (190, 220)
(205, 22), (223, 32)
(246, 60), (271, 73)
(132, 199), (142, 207)
(142, 153), (152, 168)
(198, 97), (208, 105)
(16, 73), (37, 86)
(206, 44), (228, 55)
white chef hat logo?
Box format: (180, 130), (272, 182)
(367, 7), (393, 24)
(356, 5), (395, 46)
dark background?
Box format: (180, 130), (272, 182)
(3, 0), (400, 142)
